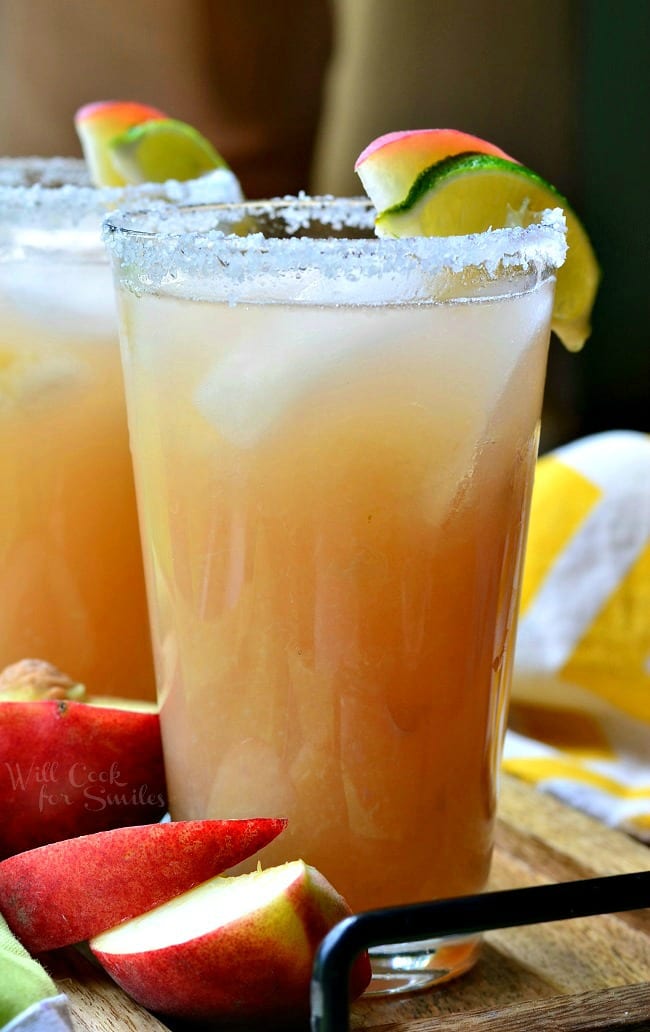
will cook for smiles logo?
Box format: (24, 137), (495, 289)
(3, 759), (166, 813)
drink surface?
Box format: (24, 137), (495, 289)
(0, 253), (154, 698)
(120, 279), (553, 910)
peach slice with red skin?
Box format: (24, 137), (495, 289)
(354, 127), (516, 213)
(91, 860), (371, 1025)
(74, 100), (166, 186)
(0, 698), (167, 859)
(0, 818), (286, 953)
(74, 99), (166, 128)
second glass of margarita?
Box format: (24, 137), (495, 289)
(0, 158), (240, 700)
(104, 198), (566, 986)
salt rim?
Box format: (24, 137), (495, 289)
(0, 157), (242, 229)
(102, 196), (568, 305)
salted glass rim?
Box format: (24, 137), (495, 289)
(102, 196), (568, 305)
(0, 157), (242, 228)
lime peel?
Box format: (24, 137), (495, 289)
(379, 153), (566, 222)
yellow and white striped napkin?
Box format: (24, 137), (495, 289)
(503, 430), (650, 841)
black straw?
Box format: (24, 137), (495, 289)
(310, 870), (650, 1032)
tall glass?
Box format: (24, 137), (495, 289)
(0, 159), (240, 699)
(104, 199), (566, 986)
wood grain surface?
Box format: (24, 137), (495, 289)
(46, 775), (650, 1031)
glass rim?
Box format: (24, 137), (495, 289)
(0, 157), (242, 228)
(103, 196), (568, 306)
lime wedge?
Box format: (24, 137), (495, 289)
(109, 118), (229, 184)
(376, 153), (600, 351)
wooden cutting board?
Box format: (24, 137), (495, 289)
(46, 774), (650, 1031)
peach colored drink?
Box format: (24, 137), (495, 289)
(0, 160), (154, 698)
(0, 158), (240, 700)
(105, 199), (566, 986)
(0, 278), (153, 697)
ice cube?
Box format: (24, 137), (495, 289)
(0, 261), (116, 341)
(194, 308), (381, 447)
(0, 348), (88, 409)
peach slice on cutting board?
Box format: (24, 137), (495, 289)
(0, 817), (286, 953)
(91, 860), (371, 1025)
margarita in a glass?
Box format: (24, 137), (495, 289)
(0, 159), (240, 698)
(104, 198), (566, 984)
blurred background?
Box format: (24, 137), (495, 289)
(1, 0), (647, 450)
